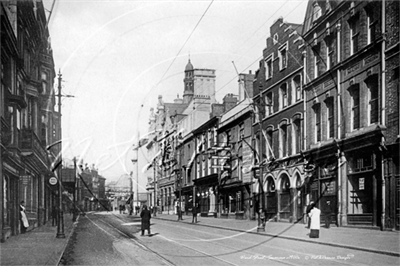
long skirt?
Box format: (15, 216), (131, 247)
(310, 229), (319, 238)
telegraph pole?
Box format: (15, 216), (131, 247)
(56, 70), (65, 238)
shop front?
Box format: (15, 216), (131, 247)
(193, 174), (218, 217)
(309, 162), (338, 227)
(346, 150), (381, 227)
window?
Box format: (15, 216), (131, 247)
(265, 92), (273, 116)
(349, 18), (359, 55)
(366, 6), (378, 45)
(196, 158), (200, 179)
(278, 44), (288, 70)
(326, 37), (336, 70)
(279, 122), (288, 158)
(292, 117), (301, 155)
(208, 129), (212, 148)
(265, 55), (273, 80)
(266, 128), (274, 159)
(273, 33), (279, 45)
(239, 123), (244, 140)
(202, 156), (206, 177)
(313, 49), (322, 79)
(208, 155), (212, 175)
(313, 103), (321, 142)
(326, 97), (334, 139)
(366, 76), (379, 124)
(293, 75), (302, 101)
(349, 84), (360, 130)
(280, 83), (288, 109)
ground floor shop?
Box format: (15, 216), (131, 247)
(259, 170), (305, 223)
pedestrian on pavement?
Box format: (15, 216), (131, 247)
(325, 200), (333, 228)
(308, 202), (321, 238)
(192, 202), (198, 223)
(20, 201), (29, 233)
(140, 205), (151, 236)
(52, 205), (58, 226)
(306, 200), (314, 229)
(176, 201), (183, 221)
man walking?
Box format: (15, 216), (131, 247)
(192, 202), (198, 223)
(140, 205), (151, 236)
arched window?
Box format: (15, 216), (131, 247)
(280, 83), (288, 109)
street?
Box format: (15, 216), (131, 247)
(59, 212), (399, 266)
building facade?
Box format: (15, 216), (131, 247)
(302, 0), (399, 230)
(1, 0), (59, 241)
(253, 17), (306, 223)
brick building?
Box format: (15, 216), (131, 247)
(302, 0), (399, 230)
(253, 17), (305, 223)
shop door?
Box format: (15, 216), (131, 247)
(396, 176), (399, 230)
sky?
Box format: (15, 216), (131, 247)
(43, 0), (308, 190)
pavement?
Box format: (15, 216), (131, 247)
(0, 212), (399, 266)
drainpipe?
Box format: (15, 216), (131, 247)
(380, 0), (386, 231)
(302, 51), (307, 152)
(336, 22), (343, 227)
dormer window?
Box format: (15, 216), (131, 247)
(273, 33), (279, 45)
(313, 1), (322, 22)
(326, 0), (331, 12)
(278, 43), (288, 70)
(265, 54), (273, 80)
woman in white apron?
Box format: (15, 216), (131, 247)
(20, 201), (29, 233)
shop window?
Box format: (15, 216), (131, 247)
(348, 175), (373, 214)
(280, 175), (291, 219)
(237, 191), (243, 212)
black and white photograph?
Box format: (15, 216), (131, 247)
(0, 0), (399, 265)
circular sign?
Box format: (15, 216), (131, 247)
(49, 177), (58, 185)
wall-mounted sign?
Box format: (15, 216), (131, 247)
(21, 175), (31, 185)
(49, 177), (58, 185)
(359, 177), (365, 190)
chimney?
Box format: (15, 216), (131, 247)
(223, 93), (238, 112)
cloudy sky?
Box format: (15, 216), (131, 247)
(43, 0), (308, 189)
